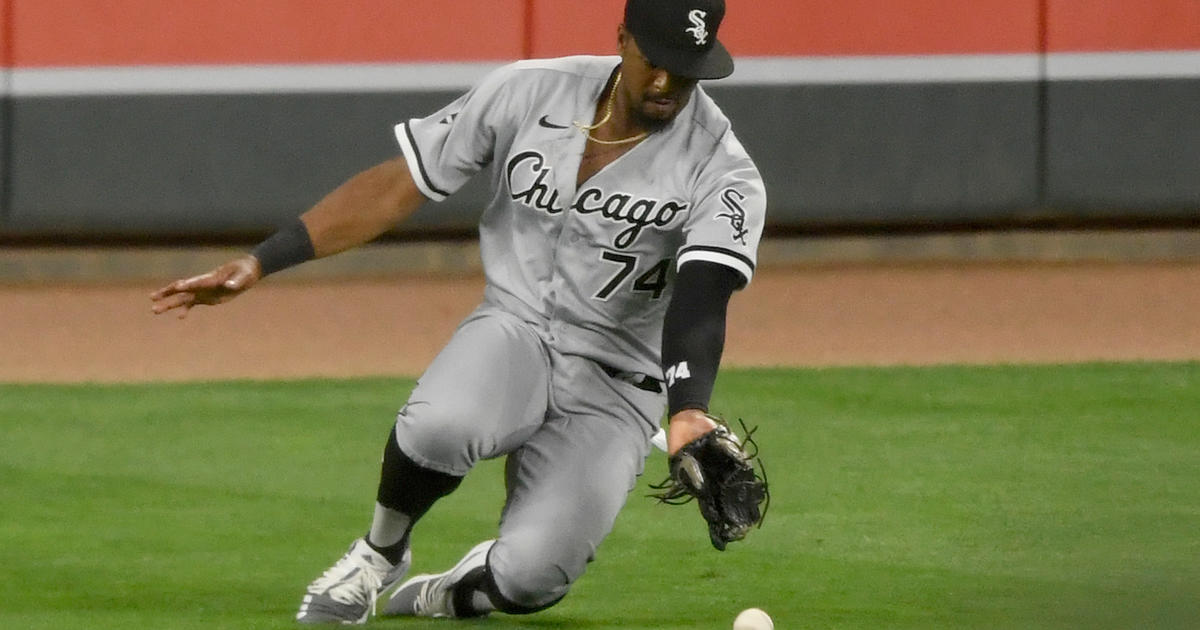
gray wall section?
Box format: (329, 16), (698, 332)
(0, 87), (7, 223)
(1045, 78), (1200, 216)
(0, 79), (1195, 238)
(3, 91), (490, 236)
(707, 82), (1040, 225)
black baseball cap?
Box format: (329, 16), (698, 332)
(624, 0), (734, 80)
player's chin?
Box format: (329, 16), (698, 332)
(637, 100), (682, 128)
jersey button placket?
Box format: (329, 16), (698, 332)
(544, 198), (581, 345)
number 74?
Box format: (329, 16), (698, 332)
(593, 251), (672, 301)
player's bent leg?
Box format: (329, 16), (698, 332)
(365, 426), (466, 561)
(393, 306), (552, 475)
(482, 526), (575, 612)
(479, 352), (662, 614)
(380, 354), (660, 619)
(300, 307), (550, 624)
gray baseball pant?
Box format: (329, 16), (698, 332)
(392, 304), (664, 609)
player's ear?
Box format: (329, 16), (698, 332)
(617, 24), (630, 53)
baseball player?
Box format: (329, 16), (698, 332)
(150, 0), (765, 623)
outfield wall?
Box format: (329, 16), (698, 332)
(0, 0), (1197, 239)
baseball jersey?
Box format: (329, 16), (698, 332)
(394, 55), (766, 378)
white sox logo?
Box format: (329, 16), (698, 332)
(686, 10), (709, 46)
(717, 188), (749, 245)
(507, 151), (687, 249)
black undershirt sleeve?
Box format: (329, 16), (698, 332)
(661, 260), (743, 418)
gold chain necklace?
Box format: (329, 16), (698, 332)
(573, 71), (649, 146)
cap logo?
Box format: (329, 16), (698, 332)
(685, 9), (709, 46)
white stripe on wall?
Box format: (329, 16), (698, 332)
(1045, 50), (1200, 80)
(724, 54), (1042, 85)
(5, 50), (1199, 96)
(8, 61), (505, 96)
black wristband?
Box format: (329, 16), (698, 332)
(250, 218), (315, 276)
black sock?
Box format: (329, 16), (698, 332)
(364, 531), (410, 565)
(376, 427), (464, 515)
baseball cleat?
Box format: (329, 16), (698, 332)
(381, 539), (495, 618)
(296, 538), (411, 625)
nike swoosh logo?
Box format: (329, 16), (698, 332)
(538, 115), (569, 129)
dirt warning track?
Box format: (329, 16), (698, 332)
(2, 261), (1198, 384)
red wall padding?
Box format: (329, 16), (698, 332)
(8, 0), (527, 66)
(4, 0), (1196, 69)
(1046, 0), (1200, 52)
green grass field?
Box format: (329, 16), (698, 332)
(2, 363), (1198, 630)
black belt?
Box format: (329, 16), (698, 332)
(600, 364), (663, 394)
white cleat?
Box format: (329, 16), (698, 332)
(381, 539), (495, 618)
(296, 538), (411, 625)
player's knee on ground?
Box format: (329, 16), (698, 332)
(485, 534), (581, 613)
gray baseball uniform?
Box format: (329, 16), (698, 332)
(390, 55), (765, 608)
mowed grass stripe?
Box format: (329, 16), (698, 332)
(1, 363), (1197, 629)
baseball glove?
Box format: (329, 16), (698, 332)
(650, 416), (769, 550)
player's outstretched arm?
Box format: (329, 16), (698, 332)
(661, 261), (742, 452)
(300, 156), (425, 259)
(656, 263), (768, 550)
(150, 156), (425, 318)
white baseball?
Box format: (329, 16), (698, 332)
(733, 607), (773, 630)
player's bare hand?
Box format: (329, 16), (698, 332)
(666, 408), (720, 455)
(150, 255), (262, 318)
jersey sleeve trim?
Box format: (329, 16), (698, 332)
(394, 122), (450, 202)
(677, 245), (755, 284)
